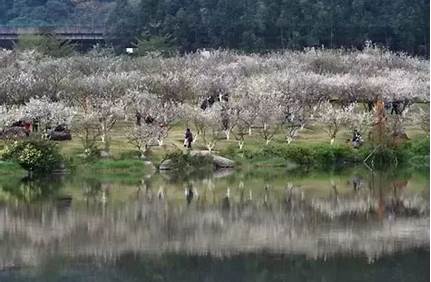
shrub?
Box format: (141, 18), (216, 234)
(163, 151), (213, 171)
(311, 144), (357, 167)
(370, 146), (398, 168)
(395, 137), (430, 168)
(222, 137), (429, 169)
(1, 140), (63, 175)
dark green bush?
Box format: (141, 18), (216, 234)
(225, 143), (358, 168)
(311, 144), (357, 167)
(370, 146), (398, 168)
(163, 151), (213, 171)
(405, 137), (429, 156)
(222, 137), (429, 169)
(395, 137), (430, 168)
(1, 140), (63, 175)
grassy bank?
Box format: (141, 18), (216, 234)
(0, 121), (428, 176)
(222, 137), (430, 170)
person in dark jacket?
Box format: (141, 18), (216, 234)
(184, 128), (193, 149)
(352, 129), (363, 148)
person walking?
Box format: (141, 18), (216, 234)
(184, 128), (193, 149)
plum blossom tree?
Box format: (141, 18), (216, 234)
(127, 123), (160, 158)
(184, 104), (222, 153)
(67, 72), (140, 154)
(0, 106), (13, 131)
(72, 109), (102, 157)
(413, 107), (430, 135)
(255, 93), (285, 145)
(0, 68), (37, 106)
(282, 102), (309, 144)
(127, 91), (182, 147)
(318, 102), (354, 145)
(347, 105), (373, 136)
(230, 94), (259, 149)
(200, 107), (222, 153)
(182, 104), (206, 144)
(0, 47), (428, 155)
(17, 97), (75, 134)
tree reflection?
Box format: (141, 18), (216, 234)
(0, 175), (63, 203)
(0, 167), (427, 268)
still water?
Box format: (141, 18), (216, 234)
(0, 166), (428, 281)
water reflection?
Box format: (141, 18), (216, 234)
(0, 167), (428, 273)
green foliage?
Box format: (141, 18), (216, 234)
(105, 0), (429, 56)
(224, 143), (371, 168)
(83, 143), (101, 161)
(1, 0), (428, 55)
(0, 176), (63, 203)
(396, 137), (430, 169)
(163, 151), (213, 171)
(1, 140), (63, 174)
(224, 137), (429, 170)
(311, 144), (357, 167)
(133, 35), (176, 56)
(370, 146), (399, 168)
(0, 161), (25, 175)
(15, 34), (75, 57)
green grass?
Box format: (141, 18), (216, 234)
(0, 119), (428, 174)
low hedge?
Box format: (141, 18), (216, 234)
(222, 138), (429, 169)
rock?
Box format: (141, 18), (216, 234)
(190, 150), (235, 168)
(159, 159), (173, 170)
(213, 168), (235, 178)
(212, 155), (235, 168)
(159, 151), (235, 170)
(144, 161), (156, 171)
(99, 150), (111, 158)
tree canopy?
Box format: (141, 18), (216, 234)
(0, 0), (429, 56)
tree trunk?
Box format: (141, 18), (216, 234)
(207, 144), (214, 153)
(192, 133), (199, 143)
(372, 99), (388, 145)
(238, 141), (244, 150)
(139, 146), (148, 159)
(100, 122), (109, 152)
(330, 137), (335, 145)
(224, 130), (230, 140)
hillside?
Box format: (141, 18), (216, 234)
(0, 0), (429, 56)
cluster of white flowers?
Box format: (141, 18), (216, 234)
(0, 47), (428, 152)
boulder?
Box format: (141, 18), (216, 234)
(213, 168), (235, 178)
(159, 159), (173, 170)
(159, 152), (235, 170)
(99, 150), (111, 158)
(190, 150), (235, 168)
(143, 161), (157, 171)
(211, 155), (235, 168)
